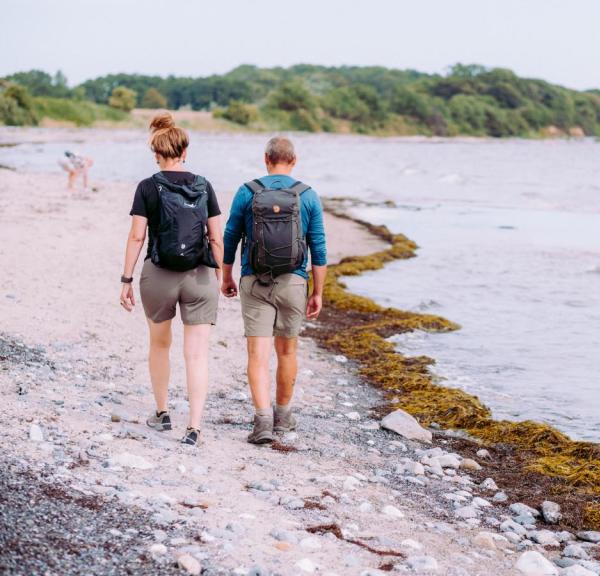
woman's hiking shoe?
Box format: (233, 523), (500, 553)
(247, 414), (274, 444)
(273, 408), (297, 433)
(146, 411), (172, 431)
(181, 427), (201, 446)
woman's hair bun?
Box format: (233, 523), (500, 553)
(149, 111), (175, 132)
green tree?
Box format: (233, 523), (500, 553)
(220, 100), (257, 125)
(0, 82), (38, 125)
(108, 86), (137, 112)
(268, 80), (316, 112)
(141, 87), (167, 109)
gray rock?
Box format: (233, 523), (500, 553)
(476, 449), (491, 459)
(511, 502), (541, 518)
(284, 498), (305, 510)
(563, 544), (590, 560)
(556, 531), (575, 543)
(460, 458), (482, 471)
(514, 513), (537, 527)
(493, 491), (508, 502)
(399, 461), (425, 476)
(152, 510), (179, 525)
(505, 531), (523, 545)
(472, 497), (492, 508)
(380, 409), (432, 443)
(529, 529), (560, 547)
(515, 550), (558, 575)
(247, 481), (274, 492)
(480, 478), (499, 491)
(560, 565), (597, 576)
(541, 500), (562, 524)
(501, 519), (527, 536)
(406, 555), (439, 572)
(577, 531), (600, 544)
(438, 454), (461, 469)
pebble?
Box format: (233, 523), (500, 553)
(511, 503), (541, 518)
(476, 449), (491, 459)
(399, 461), (425, 476)
(577, 531), (600, 543)
(29, 424), (44, 442)
(473, 532), (497, 550)
(493, 491), (508, 503)
(148, 543), (167, 556)
(296, 558), (317, 573)
(401, 538), (422, 550)
(541, 500), (562, 524)
(343, 476), (361, 491)
(514, 513), (537, 527)
(459, 458), (481, 471)
(177, 554), (201, 575)
(270, 528), (298, 544)
(480, 478), (499, 491)
(472, 497), (492, 508)
(454, 505), (479, 519)
(406, 555), (439, 572)
(563, 544), (590, 560)
(382, 505), (404, 519)
(345, 412), (361, 420)
(437, 454), (461, 469)
(334, 355), (348, 363)
(248, 481), (274, 492)
(380, 409), (432, 443)
(515, 550), (558, 575)
(110, 414), (121, 422)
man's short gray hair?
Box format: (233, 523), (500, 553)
(265, 137), (296, 165)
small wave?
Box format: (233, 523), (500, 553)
(416, 299), (442, 310)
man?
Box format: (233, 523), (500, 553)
(222, 137), (327, 444)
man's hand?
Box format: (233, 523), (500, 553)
(306, 293), (322, 319)
(221, 278), (238, 298)
(120, 283), (135, 312)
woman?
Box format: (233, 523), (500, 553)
(120, 111), (223, 446)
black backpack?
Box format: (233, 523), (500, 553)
(150, 172), (217, 271)
(244, 179), (310, 283)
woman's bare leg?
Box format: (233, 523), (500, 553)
(183, 324), (211, 429)
(147, 318), (172, 412)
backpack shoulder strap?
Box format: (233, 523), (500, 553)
(245, 179), (266, 194)
(289, 181), (310, 194)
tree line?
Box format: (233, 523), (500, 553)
(2, 64), (600, 137)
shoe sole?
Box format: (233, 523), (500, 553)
(273, 425), (296, 433)
(248, 432), (274, 444)
(146, 422), (172, 432)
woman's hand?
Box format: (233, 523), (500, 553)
(120, 283), (135, 312)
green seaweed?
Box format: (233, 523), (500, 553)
(318, 199), (600, 528)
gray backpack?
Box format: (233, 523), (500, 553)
(245, 179), (310, 284)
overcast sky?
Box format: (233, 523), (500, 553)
(2, 0), (599, 90)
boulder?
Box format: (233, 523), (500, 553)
(541, 501), (562, 524)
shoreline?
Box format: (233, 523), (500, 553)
(1, 167), (599, 574)
(313, 197), (599, 531)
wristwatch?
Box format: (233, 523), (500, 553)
(121, 275), (133, 284)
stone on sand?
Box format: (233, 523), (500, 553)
(380, 409), (432, 443)
(29, 423), (44, 442)
(177, 554), (201, 575)
(515, 550), (558, 575)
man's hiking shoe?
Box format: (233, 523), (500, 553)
(247, 414), (274, 444)
(146, 411), (172, 431)
(273, 408), (297, 433)
(181, 427), (201, 446)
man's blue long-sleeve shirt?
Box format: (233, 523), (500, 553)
(223, 174), (327, 279)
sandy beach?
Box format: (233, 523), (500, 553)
(1, 166), (599, 576)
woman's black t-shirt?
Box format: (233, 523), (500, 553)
(130, 171), (221, 260)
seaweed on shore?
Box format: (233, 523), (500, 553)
(309, 198), (600, 529)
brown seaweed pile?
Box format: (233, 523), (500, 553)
(313, 199), (600, 529)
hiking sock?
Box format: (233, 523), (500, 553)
(256, 407), (272, 418)
(274, 403), (291, 416)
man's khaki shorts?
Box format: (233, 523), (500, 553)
(140, 260), (218, 325)
(240, 274), (308, 338)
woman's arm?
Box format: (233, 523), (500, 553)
(120, 215), (147, 312)
(207, 215), (224, 282)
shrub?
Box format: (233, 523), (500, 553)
(141, 88), (167, 109)
(108, 86), (137, 112)
(220, 100), (258, 125)
(268, 80), (316, 112)
(0, 82), (37, 125)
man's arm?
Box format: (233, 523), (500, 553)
(305, 190), (327, 319)
(221, 187), (248, 297)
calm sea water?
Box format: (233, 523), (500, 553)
(1, 128), (598, 441)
